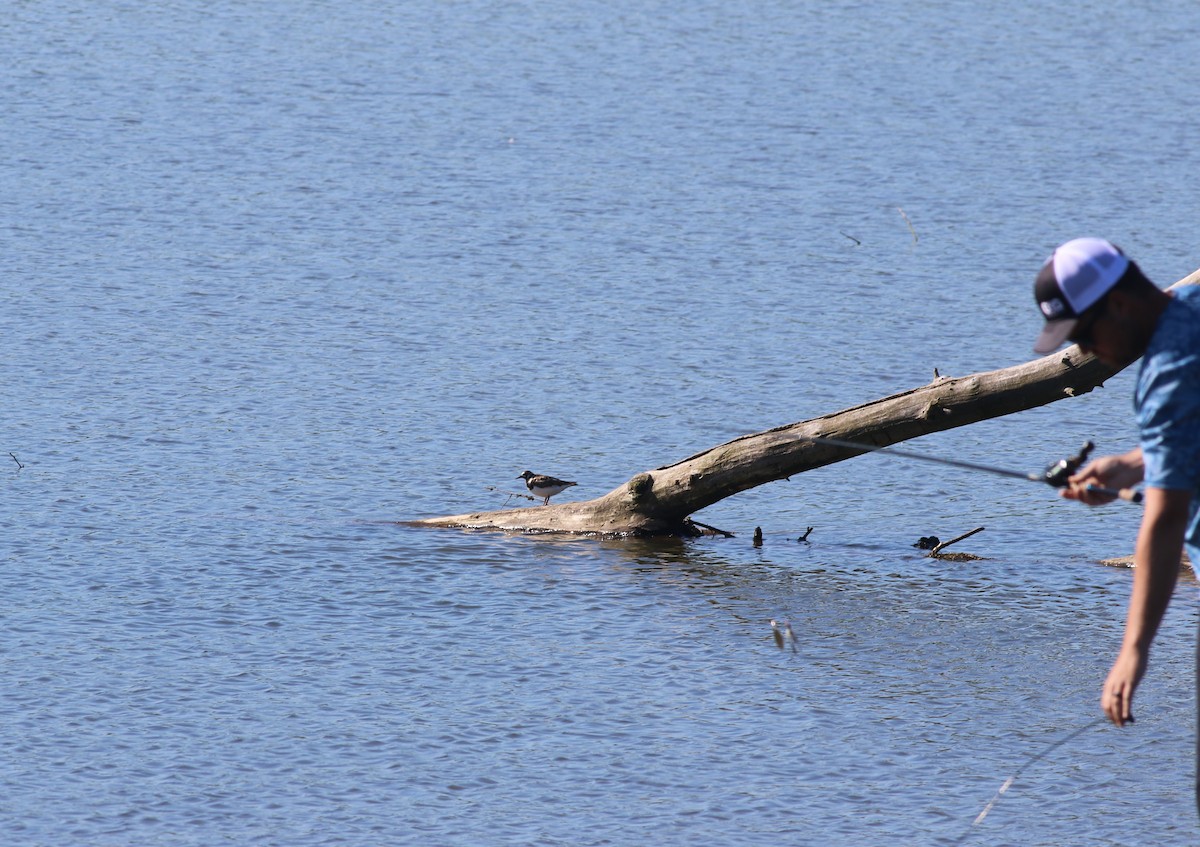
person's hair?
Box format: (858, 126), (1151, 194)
(1112, 260), (1156, 296)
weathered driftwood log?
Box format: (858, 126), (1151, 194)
(415, 268), (1200, 537)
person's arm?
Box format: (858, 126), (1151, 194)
(1063, 447), (1145, 506)
(1101, 486), (1191, 726)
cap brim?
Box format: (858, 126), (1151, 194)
(1033, 319), (1077, 355)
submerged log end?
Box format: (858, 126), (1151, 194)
(407, 507), (567, 532)
(406, 487), (688, 537)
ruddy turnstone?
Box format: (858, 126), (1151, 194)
(769, 619), (797, 653)
(517, 470), (577, 505)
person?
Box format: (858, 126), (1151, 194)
(1032, 236), (1200, 810)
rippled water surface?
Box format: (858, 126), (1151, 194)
(5, 1), (1200, 844)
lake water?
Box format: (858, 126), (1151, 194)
(5, 1), (1200, 844)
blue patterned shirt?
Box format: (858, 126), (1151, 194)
(1134, 285), (1200, 557)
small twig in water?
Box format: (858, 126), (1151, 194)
(798, 526), (814, 543)
(8, 452), (22, 470)
(840, 231), (861, 246)
(897, 207), (918, 244)
(929, 526), (985, 557)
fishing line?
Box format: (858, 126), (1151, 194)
(797, 436), (1143, 503)
(951, 716), (1106, 845)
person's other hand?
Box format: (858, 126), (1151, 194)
(1101, 645), (1147, 727)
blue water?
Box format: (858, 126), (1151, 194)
(5, 1), (1200, 844)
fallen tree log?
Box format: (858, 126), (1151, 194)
(415, 268), (1200, 536)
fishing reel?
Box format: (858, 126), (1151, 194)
(1043, 440), (1094, 488)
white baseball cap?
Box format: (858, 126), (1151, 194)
(1033, 237), (1129, 354)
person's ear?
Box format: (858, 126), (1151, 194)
(1105, 287), (1134, 317)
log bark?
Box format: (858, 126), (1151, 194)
(414, 268), (1200, 536)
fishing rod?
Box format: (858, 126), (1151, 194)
(799, 436), (1143, 504)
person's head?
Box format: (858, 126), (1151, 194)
(1033, 237), (1165, 368)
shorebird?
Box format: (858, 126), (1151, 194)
(770, 619), (797, 653)
(517, 470), (577, 505)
